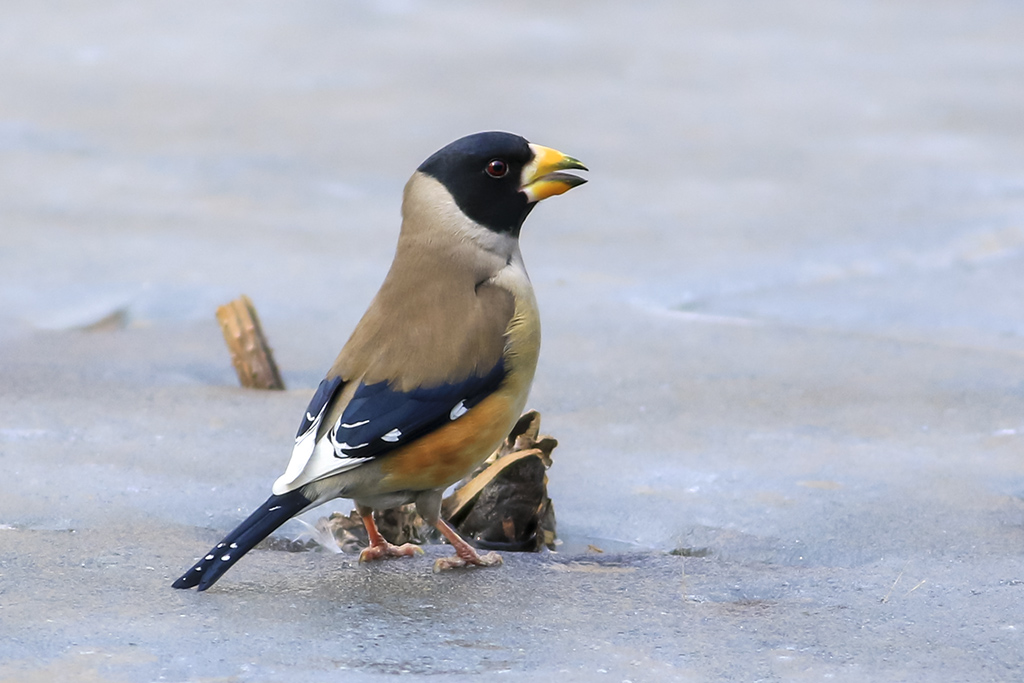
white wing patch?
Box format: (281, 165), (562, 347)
(273, 432), (373, 496)
(273, 381), (372, 495)
(381, 428), (402, 443)
(330, 427), (370, 453)
(449, 400), (468, 421)
(297, 403), (331, 444)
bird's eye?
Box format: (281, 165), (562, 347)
(485, 159), (508, 178)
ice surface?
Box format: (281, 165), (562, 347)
(1, 1), (1023, 680)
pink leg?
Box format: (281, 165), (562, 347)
(358, 512), (424, 563)
(432, 519), (503, 572)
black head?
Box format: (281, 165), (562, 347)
(417, 131), (536, 236)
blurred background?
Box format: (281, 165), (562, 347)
(4, 1), (1022, 349)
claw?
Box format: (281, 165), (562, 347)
(433, 550), (502, 573)
(358, 542), (425, 563)
(357, 510), (425, 563)
(431, 518), (503, 572)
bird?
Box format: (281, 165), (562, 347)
(172, 131), (587, 590)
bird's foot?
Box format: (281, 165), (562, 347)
(358, 541), (425, 563)
(430, 518), (504, 571)
(357, 510), (424, 562)
(432, 549), (503, 573)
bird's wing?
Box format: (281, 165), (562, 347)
(272, 280), (516, 496)
(274, 376), (350, 494)
(327, 358), (505, 459)
(272, 361), (506, 495)
(295, 375), (345, 442)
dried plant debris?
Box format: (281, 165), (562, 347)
(216, 295), (285, 390)
(294, 410), (558, 555)
(441, 410), (558, 552)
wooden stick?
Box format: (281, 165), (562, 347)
(215, 295), (285, 390)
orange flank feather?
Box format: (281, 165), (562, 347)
(379, 391), (515, 492)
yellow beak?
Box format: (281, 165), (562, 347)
(521, 144), (588, 203)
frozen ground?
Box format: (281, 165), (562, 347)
(1, 1), (1023, 681)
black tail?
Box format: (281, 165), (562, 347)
(172, 489), (311, 591)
